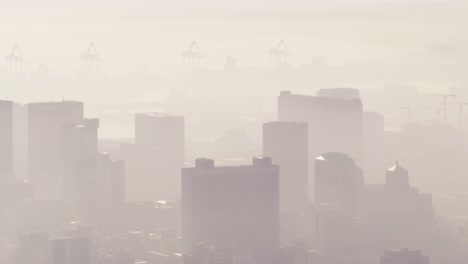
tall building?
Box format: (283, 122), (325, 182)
(134, 113), (185, 151)
(383, 161), (434, 218)
(277, 89), (363, 177)
(27, 101), (84, 198)
(0, 100), (13, 179)
(182, 157), (279, 264)
(359, 162), (435, 253)
(13, 103), (28, 180)
(363, 111), (385, 183)
(385, 161), (410, 193)
(187, 242), (235, 264)
(263, 121), (308, 212)
(125, 112), (184, 201)
(15, 232), (49, 264)
(62, 118), (100, 217)
(98, 153), (126, 207)
(314, 153), (363, 213)
(50, 237), (97, 264)
(380, 248), (430, 264)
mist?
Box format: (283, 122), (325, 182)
(1, 1), (468, 264)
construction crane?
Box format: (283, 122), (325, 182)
(81, 43), (100, 72)
(434, 108), (443, 124)
(420, 93), (456, 124)
(269, 39), (291, 67)
(399, 105), (412, 124)
(399, 104), (437, 125)
(5, 44), (24, 73)
(182, 41), (202, 70)
(447, 102), (468, 129)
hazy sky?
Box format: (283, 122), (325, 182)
(1, 0), (467, 74)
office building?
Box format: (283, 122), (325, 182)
(98, 153), (126, 207)
(363, 111), (385, 183)
(13, 103), (28, 180)
(15, 232), (49, 264)
(314, 153), (363, 213)
(27, 101), (84, 198)
(277, 89), (363, 175)
(182, 157), (279, 264)
(62, 118), (100, 218)
(380, 248), (430, 264)
(187, 242), (235, 264)
(125, 113), (184, 201)
(50, 237), (97, 264)
(263, 121), (308, 212)
(0, 100), (13, 179)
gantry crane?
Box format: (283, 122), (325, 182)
(420, 93), (456, 124)
(399, 105), (412, 124)
(81, 43), (100, 72)
(399, 104), (438, 124)
(269, 39), (291, 67)
(5, 44), (24, 73)
(446, 102), (468, 129)
(183, 41), (202, 70)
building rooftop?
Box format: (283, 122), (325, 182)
(387, 161), (408, 173)
(136, 112), (182, 118)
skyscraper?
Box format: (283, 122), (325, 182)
(314, 152), (363, 213)
(125, 112), (184, 201)
(16, 232), (49, 264)
(62, 118), (100, 218)
(13, 102), (28, 180)
(50, 237), (97, 264)
(380, 248), (430, 264)
(385, 161), (410, 193)
(277, 89), (363, 173)
(363, 111), (385, 183)
(27, 101), (84, 198)
(98, 153), (126, 207)
(263, 121), (308, 212)
(0, 100), (13, 179)
(187, 242), (235, 264)
(182, 157), (279, 264)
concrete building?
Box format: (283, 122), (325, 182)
(277, 89), (363, 181)
(0, 100), (13, 179)
(263, 121), (308, 245)
(360, 162), (435, 253)
(263, 121), (308, 212)
(385, 161), (410, 193)
(62, 118), (100, 218)
(125, 113), (184, 201)
(187, 242), (235, 264)
(314, 153), (363, 214)
(380, 248), (430, 264)
(182, 157), (279, 264)
(363, 111), (385, 183)
(50, 237), (97, 264)
(278, 241), (316, 264)
(98, 153), (126, 207)
(13, 103), (28, 180)
(27, 101), (84, 198)
(15, 232), (49, 264)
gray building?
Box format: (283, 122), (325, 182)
(125, 112), (184, 201)
(0, 100), (13, 179)
(27, 101), (84, 198)
(380, 248), (430, 264)
(50, 237), (97, 264)
(182, 157), (279, 264)
(277, 89), (363, 178)
(263, 121), (308, 212)
(314, 152), (363, 214)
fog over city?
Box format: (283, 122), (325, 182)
(1, 1), (468, 263)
